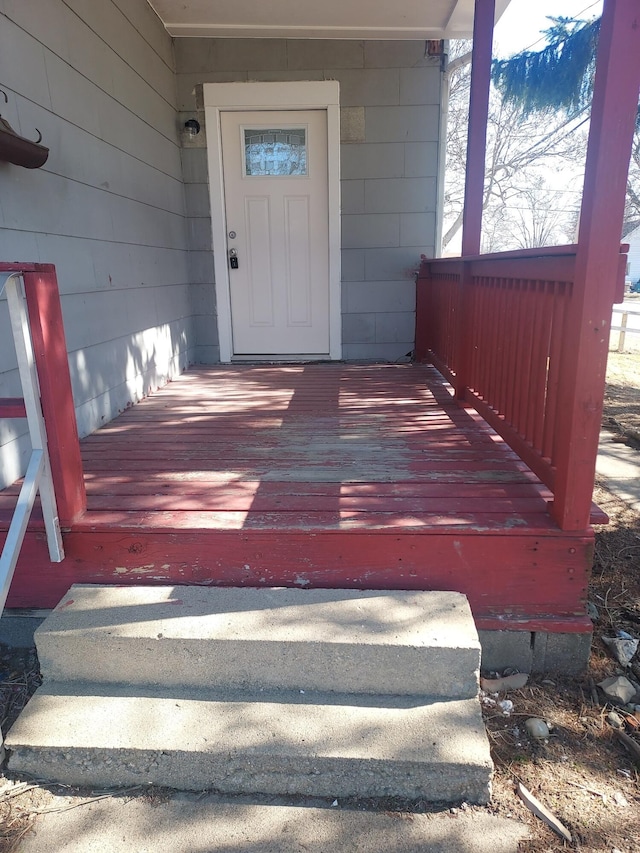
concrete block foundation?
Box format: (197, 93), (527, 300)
(478, 630), (592, 676)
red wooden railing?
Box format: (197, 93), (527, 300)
(0, 263), (86, 527)
(415, 244), (627, 531)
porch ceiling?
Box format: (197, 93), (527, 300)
(147, 0), (510, 40)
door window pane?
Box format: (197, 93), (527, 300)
(244, 128), (307, 176)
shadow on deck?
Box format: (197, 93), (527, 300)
(2, 363), (596, 634)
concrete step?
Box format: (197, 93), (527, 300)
(6, 683), (492, 803)
(35, 585), (481, 698)
(16, 793), (529, 853)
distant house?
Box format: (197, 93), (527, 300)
(624, 222), (640, 285)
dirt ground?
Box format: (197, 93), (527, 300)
(480, 345), (640, 853)
(604, 352), (640, 442)
(0, 349), (639, 852)
(482, 478), (640, 853)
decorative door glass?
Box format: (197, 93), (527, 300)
(243, 128), (307, 177)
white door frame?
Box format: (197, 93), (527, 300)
(203, 81), (341, 363)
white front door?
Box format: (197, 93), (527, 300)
(220, 110), (330, 356)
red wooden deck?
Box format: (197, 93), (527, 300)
(2, 364), (595, 634)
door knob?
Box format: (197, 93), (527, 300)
(229, 248), (239, 269)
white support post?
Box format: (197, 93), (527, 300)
(0, 273), (64, 611)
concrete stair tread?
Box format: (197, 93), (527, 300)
(35, 585), (481, 697)
(16, 794), (528, 853)
(6, 684), (492, 801)
(9, 585), (491, 803)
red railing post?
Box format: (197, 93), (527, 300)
(461, 0), (495, 257)
(23, 265), (86, 526)
(455, 0), (495, 402)
(552, 0), (640, 531)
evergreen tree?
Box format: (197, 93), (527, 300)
(493, 15), (639, 129)
(492, 17), (600, 118)
(491, 15), (640, 229)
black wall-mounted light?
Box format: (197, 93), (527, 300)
(183, 118), (201, 138)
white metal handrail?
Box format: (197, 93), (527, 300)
(0, 273), (64, 611)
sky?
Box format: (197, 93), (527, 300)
(493, 0), (603, 59)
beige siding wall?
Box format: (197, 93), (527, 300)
(175, 39), (443, 362)
(0, 0), (193, 488)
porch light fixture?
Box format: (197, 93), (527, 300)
(183, 118), (201, 138)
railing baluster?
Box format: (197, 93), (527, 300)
(476, 280), (488, 399)
(530, 282), (552, 453)
(470, 278), (482, 393)
(511, 281), (523, 427)
(543, 283), (566, 463)
(487, 278), (501, 406)
(496, 280), (510, 416)
(520, 282), (532, 435)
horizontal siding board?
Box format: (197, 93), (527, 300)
(399, 68), (441, 105)
(110, 0), (175, 70)
(8, 236), (188, 296)
(108, 194), (187, 250)
(15, 99), (185, 214)
(5, 0), (176, 109)
(344, 281), (416, 314)
(1, 169), (114, 240)
(364, 41), (432, 69)
(40, 51), (181, 177)
(2, 0), (71, 61)
(365, 105), (440, 143)
(184, 184), (212, 218)
(60, 286), (192, 353)
(364, 178), (437, 214)
(109, 54), (179, 135)
(0, 434), (31, 495)
(1, 171), (184, 247)
(0, 16), (53, 107)
(340, 143), (405, 180)
(0, 423), (27, 453)
(331, 69), (400, 107)
(0, 230), (40, 269)
(68, 318), (192, 414)
(92, 83), (181, 178)
(62, 0), (176, 101)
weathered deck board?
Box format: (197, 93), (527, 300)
(23, 364), (553, 528)
(2, 364), (597, 629)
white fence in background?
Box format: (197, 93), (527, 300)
(611, 302), (640, 352)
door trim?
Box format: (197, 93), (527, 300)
(204, 82), (341, 363)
